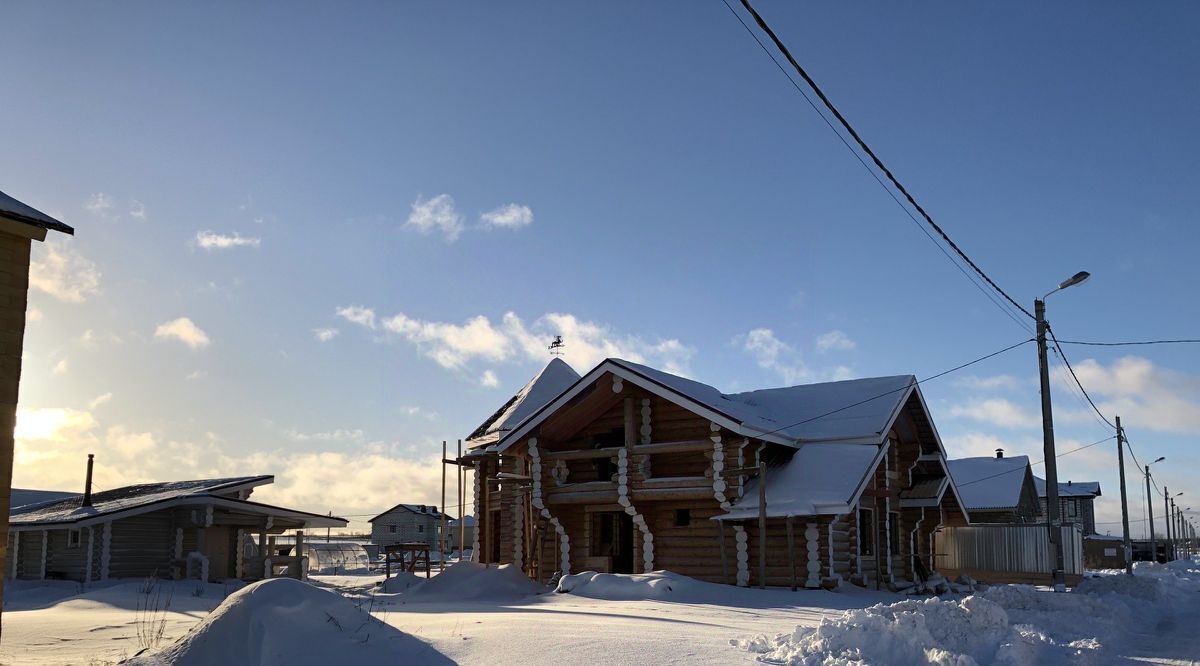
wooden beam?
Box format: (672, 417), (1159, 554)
(631, 487), (714, 502)
(539, 447), (623, 461)
(630, 439), (713, 455)
(719, 521), (729, 584)
(545, 489), (620, 505)
(758, 458), (767, 590)
(786, 517), (796, 591)
(624, 398), (636, 449)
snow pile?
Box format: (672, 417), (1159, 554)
(556, 571), (681, 600)
(127, 578), (438, 665)
(402, 562), (545, 601)
(736, 563), (1200, 665)
(381, 571), (423, 593)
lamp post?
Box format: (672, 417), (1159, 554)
(1036, 270), (1089, 590)
(1146, 457), (1164, 563)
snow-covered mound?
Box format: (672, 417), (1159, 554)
(736, 563), (1200, 665)
(127, 578), (443, 665)
(557, 570), (688, 600)
(381, 570), (423, 593)
(402, 562), (545, 601)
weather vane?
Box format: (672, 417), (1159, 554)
(548, 335), (565, 357)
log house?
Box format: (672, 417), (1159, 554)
(463, 358), (968, 589)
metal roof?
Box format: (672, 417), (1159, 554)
(0, 190), (74, 235)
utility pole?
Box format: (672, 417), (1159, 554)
(1035, 297), (1066, 589)
(1115, 417), (1132, 574)
(1164, 486), (1173, 562)
(1146, 467), (1158, 562)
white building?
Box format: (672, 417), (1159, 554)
(368, 503), (443, 547)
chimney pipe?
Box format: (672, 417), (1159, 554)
(995, 448), (1004, 459)
(82, 453), (94, 507)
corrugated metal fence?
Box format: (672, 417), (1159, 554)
(937, 524), (1084, 577)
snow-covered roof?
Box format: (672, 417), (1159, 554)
(494, 358), (919, 452)
(466, 358), (580, 448)
(1034, 476), (1101, 498)
(9, 476), (345, 529)
(615, 360), (915, 444)
(368, 503), (445, 523)
(715, 443), (887, 520)
(10, 488), (75, 510)
(946, 456), (1032, 510)
(0, 190), (74, 235)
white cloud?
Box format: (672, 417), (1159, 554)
(1055, 356), (1200, 435)
(340, 308), (694, 377)
(185, 370), (207, 381)
(284, 428), (364, 443)
(84, 192), (114, 214)
(154, 317), (210, 350)
(88, 392), (113, 410)
(30, 241), (101, 303)
(52, 357), (69, 375)
(816, 330), (856, 353)
(955, 374), (1023, 392)
(480, 370), (499, 387)
(405, 194), (463, 242)
(335, 305), (376, 330)
(79, 329), (122, 350)
(739, 328), (809, 385)
(129, 199), (147, 220)
(195, 230), (261, 250)
(313, 327), (339, 342)
(947, 398), (1040, 429)
(399, 405), (439, 421)
(106, 425), (156, 457)
(27, 308), (42, 322)
(480, 203), (533, 229)
(381, 312), (512, 369)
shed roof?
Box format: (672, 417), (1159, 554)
(466, 358), (580, 447)
(946, 455), (1032, 511)
(9, 476), (345, 529)
(1034, 476), (1101, 498)
(0, 190), (74, 235)
(10, 488), (75, 510)
(715, 442), (886, 520)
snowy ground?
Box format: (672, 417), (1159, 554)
(2, 561), (1198, 665)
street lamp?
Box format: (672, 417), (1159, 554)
(1036, 270), (1090, 590)
(1146, 457), (1165, 563)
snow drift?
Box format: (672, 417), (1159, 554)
(736, 561), (1199, 665)
(380, 570), (423, 593)
(127, 578), (447, 665)
(400, 562), (545, 601)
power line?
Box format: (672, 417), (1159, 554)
(1045, 324), (1116, 430)
(753, 338), (1034, 440)
(1056, 338), (1200, 347)
(716, 0), (1034, 335)
(726, 0), (1035, 324)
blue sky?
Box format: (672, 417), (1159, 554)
(4, 1), (1198, 534)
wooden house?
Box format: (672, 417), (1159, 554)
(460, 358), (968, 589)
(368, 503), (444, 547)
(946, 451), (1040, 524)
(0, 190), (75, 613)
(1035, 477), (1101, 535)
(6, 475), (345, 583)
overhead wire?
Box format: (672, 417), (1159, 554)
(716, 0), (1035, 335)
(724, 0), (1036, 326)
(1056, 338), (1200, 347)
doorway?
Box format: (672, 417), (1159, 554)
(589, 511), (634, 574)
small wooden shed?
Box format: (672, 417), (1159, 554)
(6, 475), (345, 583)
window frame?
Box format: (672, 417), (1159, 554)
(858, 507), (875, 557)
(67, 528), (82, 548)
(673, 508), (691, 527)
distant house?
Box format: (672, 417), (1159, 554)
(368, 504), (444, 547)
(6, 475), (345, 583)
(1035, 477), (1101, 535)
(445, 516), (476, 555)
(946, 450), (1040, 524)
